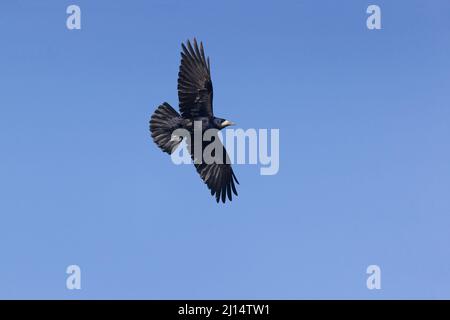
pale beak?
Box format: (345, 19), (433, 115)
(221, 120), (235, 127)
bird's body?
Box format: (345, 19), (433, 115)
(149, 39), (239, 203)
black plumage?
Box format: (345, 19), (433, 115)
(149, 39), (239, 203)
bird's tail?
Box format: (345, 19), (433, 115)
(149, 102), (183, 154)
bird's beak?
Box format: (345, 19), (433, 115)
(221, 120), (235, 127)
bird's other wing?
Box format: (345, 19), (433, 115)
(186, 133), (239, 203)
(177, 38), (214, 118)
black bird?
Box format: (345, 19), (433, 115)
(149, 39), (239, 203)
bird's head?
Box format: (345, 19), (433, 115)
(214, 118), (235, 130)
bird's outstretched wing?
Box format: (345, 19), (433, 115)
(186, 133), (239, 203)
(177, 39), (213, 118)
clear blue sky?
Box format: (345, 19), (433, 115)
(1, 0), (449, 299)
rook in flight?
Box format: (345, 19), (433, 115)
(149, 39), (239, 203)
